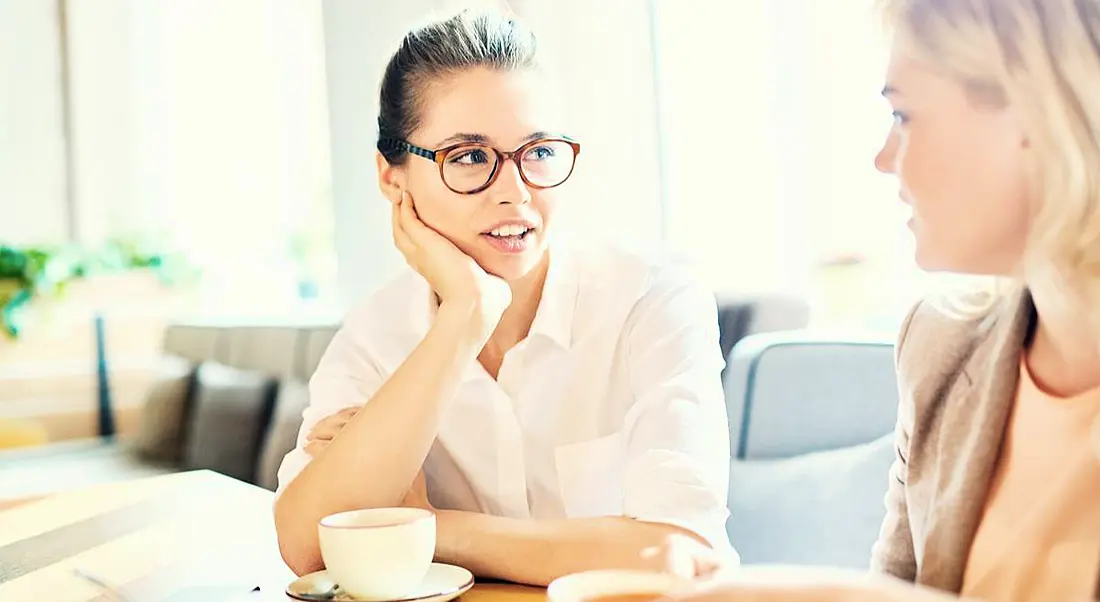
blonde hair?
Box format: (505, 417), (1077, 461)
(882, 0), (1100, 326)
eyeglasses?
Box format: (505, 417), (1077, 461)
(380, 136), (581, 195)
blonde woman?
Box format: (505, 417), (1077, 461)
(658, 0), (1100, 600)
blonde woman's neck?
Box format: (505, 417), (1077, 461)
(1026, 287), (1100, 398)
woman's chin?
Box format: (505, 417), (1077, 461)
(913, 249), (973, 275)
(483, 260), (537, 282)
(479, 248), (548, 283)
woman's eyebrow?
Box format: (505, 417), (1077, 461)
(433, 131), (557, 148)
(522, 131), (553, 142)
(433, 132), (491, 147)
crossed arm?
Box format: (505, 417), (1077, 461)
(293, 390), (723, 587)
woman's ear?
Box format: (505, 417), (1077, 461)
(376, 152), (405, 204)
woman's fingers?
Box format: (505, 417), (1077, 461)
(306, 422), (340, 442)
(398, 190), (451, 250)
(390, 189), (500, 310)
(392, 194), (417, 259)
(305, 407), (359, 442)
(642, 533), (733, 579)
(304, 440), (327, 458)
(304, 407), (359, 458)
(398, 190), (428, 240)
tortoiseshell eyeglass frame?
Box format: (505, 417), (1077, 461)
(379, 136), (582, 195)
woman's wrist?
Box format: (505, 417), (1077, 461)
(433, 509), (474, 567)
(435, 297), (501, 347)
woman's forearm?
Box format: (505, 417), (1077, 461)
(434, 511), (706, 586)
(275, 301), (489, 575)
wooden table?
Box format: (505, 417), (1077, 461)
(0, 470), (545, 602)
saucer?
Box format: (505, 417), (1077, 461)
(286, 562), (475, 602)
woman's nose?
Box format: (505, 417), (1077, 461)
(490, 160), (531, 204)
(875, 130), (899, 174)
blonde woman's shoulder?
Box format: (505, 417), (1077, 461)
(897, 292), (992, 366)
(893, 290), (998, 421)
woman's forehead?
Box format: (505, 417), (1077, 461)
(413, 67), (565, 148)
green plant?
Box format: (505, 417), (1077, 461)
(0, 240), (188, 339)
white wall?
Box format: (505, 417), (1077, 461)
(320, 1), (429, 307)
(510, 0), (664, 247)
(65, 0), (137, 244)
(0, 0), (68, 245)
(655, 1), (809, 297)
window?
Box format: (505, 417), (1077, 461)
(654, 0), (926, 331)
(0, 1), (341, 446)
(123, 1), (337, 315)
(4, 0), (339, 317)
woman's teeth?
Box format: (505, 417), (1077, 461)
(488, 225), (530, 237)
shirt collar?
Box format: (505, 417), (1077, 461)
(528, 245), (579, 350)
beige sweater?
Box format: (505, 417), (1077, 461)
(870, 290), (1100, 597)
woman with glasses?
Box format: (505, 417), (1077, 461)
(273, 8), (735, 586)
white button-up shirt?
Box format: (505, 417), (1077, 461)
(277, 241), (734, 555)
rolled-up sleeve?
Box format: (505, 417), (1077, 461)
(275, 319), (386, 497)
(620, 263), (736, 560)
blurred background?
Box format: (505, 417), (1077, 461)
(0, 0), (926, 494)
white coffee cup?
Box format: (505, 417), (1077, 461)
(548, 569), (691, 602)
(318, 507), (436, 600)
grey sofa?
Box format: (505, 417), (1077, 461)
(0, 321), (339, 500)
(722, 331), (899, 569)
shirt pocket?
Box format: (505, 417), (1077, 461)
(554, 431), (625, 517)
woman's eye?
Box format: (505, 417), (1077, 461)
(892, 110), (910, 126)
(528, 146), (555, 160)
(451, 149), (490, 164)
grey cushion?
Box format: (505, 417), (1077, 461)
(130, 355), (195, 464)
(163, 325), (225, 363)
(726, 433), (894, 569)
(724, 333), (898, 459)
(183, 362), (277, 483)
(224, 326), (302, 380)
(255, 379), (310, 491)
